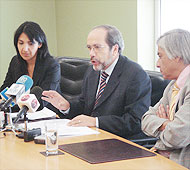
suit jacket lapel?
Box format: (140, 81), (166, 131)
(87, 70), (100, 108)
(14, 56), (27, 81)
(32, 57), (43, 87)
(94, 56), (124, 109)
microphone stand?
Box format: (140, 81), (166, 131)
(14, 111), (28, 139)
(24, 111), (28, 132)
(0, 107), (17, 136)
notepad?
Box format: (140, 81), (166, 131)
(59, 138), (156, 164)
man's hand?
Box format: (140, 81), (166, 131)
(42, 90), (70, 110)
(67, 115), (96, 127)
(156, 103), (169, 119)
(156, 104), (171, 131)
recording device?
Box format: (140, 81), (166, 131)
(13, 86), (43, 124)
(34, 135), (45, 144)
(24, 128), (41, 142)
(1, 75), (33, 111)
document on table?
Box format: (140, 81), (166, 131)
(18, 119), (100, 137)
(27, 107), (56, 120)
(10, 107), (56, 120)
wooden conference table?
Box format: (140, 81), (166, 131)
(0, 128), (188, 170)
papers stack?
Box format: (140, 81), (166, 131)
(16, 108), (99, 137)
(10, 107), (56, 120)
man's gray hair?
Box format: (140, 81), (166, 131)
(157, 29), (190, 64)
(92, 25), (125, 55)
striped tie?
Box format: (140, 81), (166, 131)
(94, 71), (109, 107)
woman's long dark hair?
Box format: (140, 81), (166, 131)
(14, 21), (50, 73)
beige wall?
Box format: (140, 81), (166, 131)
(0, 0), (138, 86)
(55, 0), (137, 60)
(0, 0), (57, 85)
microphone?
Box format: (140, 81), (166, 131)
(16, 75), (34, 92)
(0, 87), (15, 108)
(1, 75), (33, 110)
(13, 86), (43, 123)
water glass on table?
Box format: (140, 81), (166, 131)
(45, 121), (58, 156)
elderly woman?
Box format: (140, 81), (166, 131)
(142, 29), (190, 169)
(0, 21), (61, 110)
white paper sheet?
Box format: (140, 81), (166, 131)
(10, 107), (56, 120)
(27, 107), (56, 120)
(18, 119), (99, 137)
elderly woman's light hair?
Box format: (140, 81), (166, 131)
(92, 25), (125, 55)
(157, 29), (190, 64)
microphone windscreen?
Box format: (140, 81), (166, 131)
(17, 89), (41, 112)
(0, 87), (15, 107)
(30, 86), (43, 101)
(16, 75), (33, 92)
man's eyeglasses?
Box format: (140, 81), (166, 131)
(86, 44), (105, 53)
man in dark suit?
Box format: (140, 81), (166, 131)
(42, 25), (151, 139)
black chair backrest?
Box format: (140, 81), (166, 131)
(146, 70), (170, 106)
(56, 57), (90, 100)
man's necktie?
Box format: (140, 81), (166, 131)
(94, 71), (109, 107)
(169, 83), (180, 120)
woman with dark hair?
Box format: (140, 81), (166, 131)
(0, 21), (61, 110)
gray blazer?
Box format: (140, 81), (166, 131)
(142, 74), (190, 169)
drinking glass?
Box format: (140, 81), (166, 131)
(45, 121), (58, 155)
